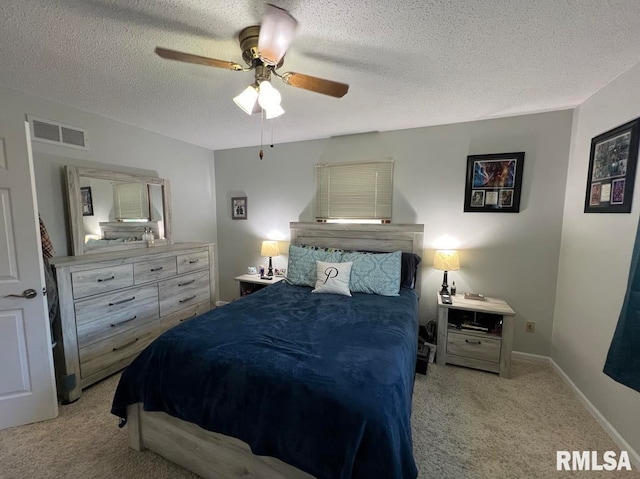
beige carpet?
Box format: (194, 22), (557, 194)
(0, 360), (637, 479)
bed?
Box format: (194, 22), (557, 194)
(111, 222), (424, 479)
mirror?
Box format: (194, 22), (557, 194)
(65, 166), (172, 255)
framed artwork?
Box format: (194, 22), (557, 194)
(80, 186), (94, 216)
(464, 152), (525, 213)
(584, 118), (640, 213)
(231, 196), (247, 220)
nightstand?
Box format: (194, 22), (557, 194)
(436, 293), (515, 378)
(234, 274), (285, 297)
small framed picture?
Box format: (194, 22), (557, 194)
(584, 118), (639, 213)
(81, 186), (94, 216)
(231, 196), (247, 220)
(464, 152), (525, 213)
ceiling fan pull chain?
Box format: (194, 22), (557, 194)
(270, 118), (275, 148)
(259, 107), (265, 160)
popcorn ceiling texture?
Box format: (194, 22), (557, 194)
(2, 0), (640, 151)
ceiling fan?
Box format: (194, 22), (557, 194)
(155, 4), (349, 119)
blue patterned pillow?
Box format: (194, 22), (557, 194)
(286, 245), (343, 287)
(341, 250), (402, 296)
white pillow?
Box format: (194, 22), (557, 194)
(312, 261), (353, 296)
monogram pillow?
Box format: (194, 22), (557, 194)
(312, 261), (353, 296)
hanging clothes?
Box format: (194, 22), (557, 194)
(39, 215), (58, 340)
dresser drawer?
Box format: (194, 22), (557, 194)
(158, 270), (210, 317)
(176, 251), (209, 274)
(447, 332), (501, 363)
(75, 285), (159, 347)
(71, 264), (134, 299)
(79, 322), (160, 379)
(134, 256), (177, 284)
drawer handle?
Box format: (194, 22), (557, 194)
(110, 315), (137, 328)
(180, 312), (199, 322)
(112, 337), (139, 351)
(465, 339), (482, 345)
(178, 279), (195, 287)
(150, 266), (164, 272)
(108, 296), (136, 306)
(189, 259), (200, 264)
(97, 275), (115, 283)
(179, 295), (196, 304)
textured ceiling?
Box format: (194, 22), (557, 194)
(2, 0), (640, 151)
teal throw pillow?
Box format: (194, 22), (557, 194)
(341, 250), (402, 296)
(286, 244), (343, 287)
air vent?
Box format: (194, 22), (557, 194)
(28, 115), (89, 150)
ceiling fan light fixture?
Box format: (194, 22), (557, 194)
(233, 84), (260, 115)
(258, 81), (282, 110)
(265, 104), (285, 119)
(258, 4), (298, 65)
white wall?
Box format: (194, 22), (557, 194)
(553, 63), (640, 454)
(0, 85), (217, 264)
(214, 110), (573, 355)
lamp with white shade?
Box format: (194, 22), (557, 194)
(261, 240), (280, 277)
(433, 250), (460, 295)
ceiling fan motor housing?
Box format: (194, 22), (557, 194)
(239, 26), (260, 65)
(239, 25), (284, 70)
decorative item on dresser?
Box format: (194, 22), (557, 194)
(436, 293), (515, 378)
(50, 243), (215, 402)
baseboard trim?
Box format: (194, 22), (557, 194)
(548, 358), (640, 470)
(512, 351), (550, 363)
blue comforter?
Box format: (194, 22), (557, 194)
(111, 281), (419, 479)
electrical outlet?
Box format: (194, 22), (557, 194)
(525, 321), (535, 333)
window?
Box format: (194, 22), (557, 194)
(112, 182), (150, 220)
(315, 159), (393, 222)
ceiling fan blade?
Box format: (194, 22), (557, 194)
(280, 72), (349, 98)
(258, 4), (298, 66)
(155, 47), (243, 71)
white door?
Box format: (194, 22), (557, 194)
(0, 121), (57, 429)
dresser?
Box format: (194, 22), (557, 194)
(50, 243), (215, 402)
(436, 293), (515, 378)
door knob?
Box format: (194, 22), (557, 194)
(4, 288), (38, 299)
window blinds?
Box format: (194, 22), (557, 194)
(315, 159), (394, 221)
(113, 182), (150, 220)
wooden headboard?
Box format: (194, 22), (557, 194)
(290, 222), (425, 295)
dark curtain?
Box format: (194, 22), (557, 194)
(603, 216), (640, 393)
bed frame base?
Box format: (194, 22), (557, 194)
(127, 404), (314, 479)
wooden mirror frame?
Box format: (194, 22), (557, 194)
(65, 166), (173, 255)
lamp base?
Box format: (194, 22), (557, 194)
(440, 270), (449, 295)
(267, 256), (274, 276)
